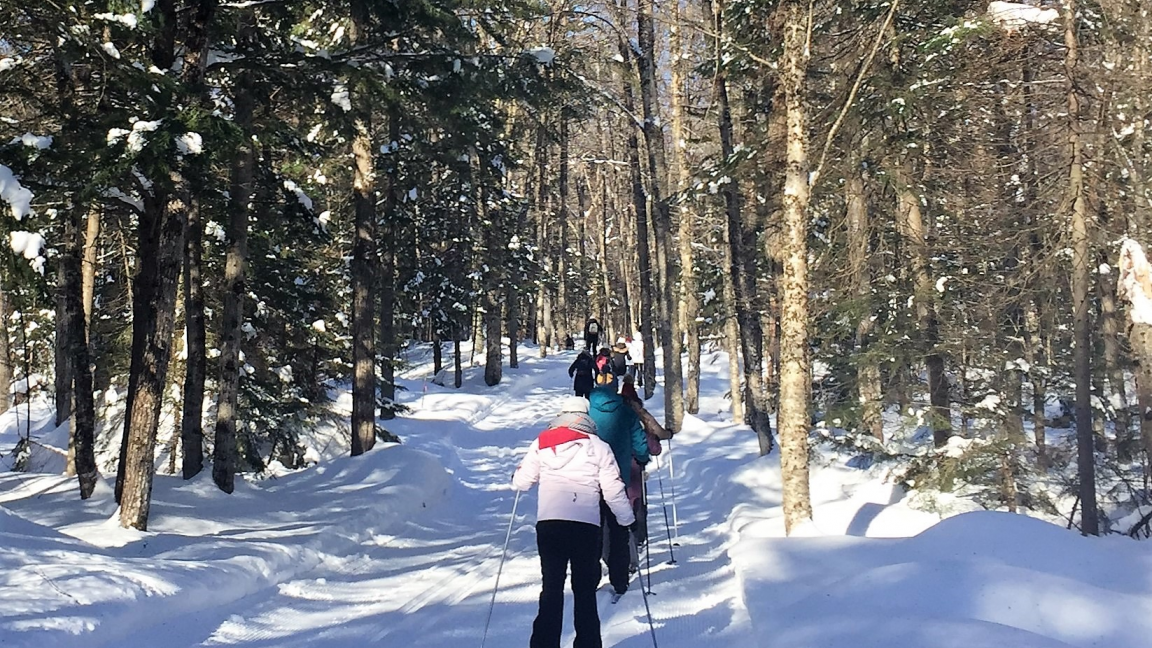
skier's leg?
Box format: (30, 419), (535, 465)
(601, 502), (630, 593)
(570, 523), (603, 648)
(530, 522), (566, 648)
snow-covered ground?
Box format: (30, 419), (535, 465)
(2, 344), (1151, 648)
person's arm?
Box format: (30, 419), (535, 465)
(630, 416), (650, 466)
(512, 440), (541, 491)
(569, 359), (577, 377)
(597, 444), (636, 526)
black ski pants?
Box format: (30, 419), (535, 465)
(531, 520), (603, 648)
(599, 499), (631, 594)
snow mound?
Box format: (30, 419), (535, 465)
(734, 511), (1152, 648)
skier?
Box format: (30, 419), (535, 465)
(610, 339), (630, 377)
(588, 381), (650, 597)
(568, 349), (596, 399)
(584, 318), (602, 352)
(512, 396), (635, 648)
(594, 347), (612, 377)
(627, 333), (645, 388)
(620, 375), (663, 550)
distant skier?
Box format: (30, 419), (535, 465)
(513, 396), (635, 648)
(568, 349), (596, 399)
(610, 339), (630, 377)
(563, 333), (575, 350)
(584, 318), (602, 352)
(627, 333), (645, 389)
(594, 347), (612, 375)
(588, 382), (650, 597)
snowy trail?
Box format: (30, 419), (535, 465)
(172, 348), (760, 648)
(7, 344), (1152, 648)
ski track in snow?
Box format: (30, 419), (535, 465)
(184, 348), (759, 648)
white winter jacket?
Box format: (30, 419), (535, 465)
(513, 425), (636, 527)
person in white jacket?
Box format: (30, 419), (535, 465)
(512, 396), (635, 648)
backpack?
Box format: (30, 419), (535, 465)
(588, 321), (599, 334)
(595, 355), (610, 372)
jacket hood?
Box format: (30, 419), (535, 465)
(589, 388), (623, 414)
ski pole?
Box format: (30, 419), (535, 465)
(654, 454), (676, 565)
(630, 533), (660, 648)
(642, 475), (653, 594)
(667, 437), (680, 542)
(480, 490), (520, 648)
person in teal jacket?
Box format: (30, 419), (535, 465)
(588, 379), (650, 595)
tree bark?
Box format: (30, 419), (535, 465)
(1100, 263), (1131, 458)
(0, 287), (10, 413)
(895, 160), (950, 446)
(1064, 0), (1098, 535)
(637, 0), (684, 431)
(212, 36), (255, 492)
(778, 0), (814, 533)
(709, 4), (771, 451)
(670, 4), (700, 415)
(119, 0), (214, 528)
(181, 197), (206, 479)
(350, 110), (377, 456)
(379, 111), (400, 419)
(611, 20), (657, 400)
(81, 206), (100, 337)
(846, 151), (882, 441)
(63, 205), (97, 498)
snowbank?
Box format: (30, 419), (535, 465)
(731, 511), (1152, 648)
(0, 445), (450, 648)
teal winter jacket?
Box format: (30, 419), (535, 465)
(588, 386), (650, 482)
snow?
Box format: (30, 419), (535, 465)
(14, 133), (52, 149)
(0, 57), (17, 72)
(174, 132), (203, 155)
(283, 179), (314, 211)
(101, 42), (122, 60)
(1118, 238), (1152, 325)
(2, 345), (1151, 648)
(330, 83), (351, 112)
(141, 0), (156, 12)
(527, 46), (556, 65)
(987, 1), (1060, 30)
(9, 231), (47, 274)
(94, 12), (139, 29)
(0, 164), (34, 220)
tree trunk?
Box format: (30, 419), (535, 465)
(709, 5), (771, 451)
(350, 111), (377, 457)
(119, 0), (213, 528)
(636, 0), (684, 428)
(119, 178), (187, 529)
(63, 205), (97, 498)
(612, 25), (658, 400)
(212, 40), (254, 493)
(181, 197), (206, 479)
(670, 4), (700, 416)
(379, 112), (400, 420)
(895, 161), (950, 446)
(1100, 264), (1131, 458)
(81, 205), (100, 337)
(778, 0), (814, 533)
(0, 287), (10, 413)
(453, 337), (463, 388)
(1064, 0), (1098, 535)
(846, 151), (882, 441)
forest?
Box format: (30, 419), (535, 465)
(2, 0), (1151, 538)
